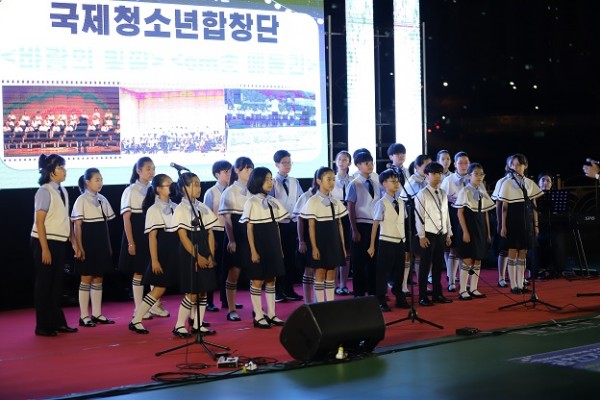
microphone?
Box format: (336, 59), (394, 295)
(170, 162), (190, 172)
(507, 167), (520, 176)
(586, 158), (599, 165)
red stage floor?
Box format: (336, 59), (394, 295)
(1, 270), (600, 399)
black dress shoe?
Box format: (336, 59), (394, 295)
(128, 321), (149, 334)
(192, 326), (217, 335)
(510, 287), (522, 294)
(172, 326), (192, 338)
(521, 287), (531, 293)
(226, 311), (241, 321)
(265, 315), (285, 326)
(91, 315), (115, 324)
(469, 290), (487, 299)
(284, 292), (303, 301)
(433, 295), (453, 304)
(458, 292), (473, 301)
(419, 298), (434, 307)
(253, 317), (271, 329)
(79, 317), (96, 327)
(275, 294), (287, 303)
(35, 329), (57, 337)
(206, 304), (220, 312)
(56, 325), (78, 333)
(379, 303), (392, 312)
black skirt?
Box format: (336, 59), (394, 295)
(247, 221), (285, 280)
(178, 229), (217, 293)
(309, 219), (345, 270)
(118, 213), (150, 274)
(222, 214), (250, 270)
(448, 206), (460, 248)
(75, 221), (113, 276)
(457, 209), (489, 260)
(142, 230), (179, 287)
(505, 202), (535, 250)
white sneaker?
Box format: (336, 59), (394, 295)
(149, 302), (170, 317)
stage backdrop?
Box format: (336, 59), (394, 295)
(0, 0), (327, 189)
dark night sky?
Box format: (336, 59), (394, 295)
(327, 0), (600, 185)
(419, 0), (600, 183)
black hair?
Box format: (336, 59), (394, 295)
(387, 143), (406, 156)
(142, 173), (172, 213)
(408, 161), (416, 176)
(314, 166), (335, 193)
(503, 155), (513, 173)
(436, 149), (450, 161)
(352, 148), (371, 160)
(130, 156), (153, 184)
(379, 168), (399, 185)
(230, 157), (254, 185)
(309, 168), (320, 195)
(454, 151), (469, 162)
(424, 162), (444, 175)
(467, 162), (484, 175)
(273, 149), (291, 163)
(37, 153), (66, 185)
(334, 150), (352, 174)
(414, 154), (432, 168)
(176, 171), (200, 198)
(212, 160), (233, 178)
(508, 153), (529, 175)
(247, 166), (271, 195)
(78, 168), (101, 194)
(354, 151), (373, 165)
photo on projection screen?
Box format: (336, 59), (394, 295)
(0, 0), (327, 189)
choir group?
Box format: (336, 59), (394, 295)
(30, 144), (549, 337)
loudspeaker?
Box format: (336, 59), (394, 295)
(280, 296), (385, 362)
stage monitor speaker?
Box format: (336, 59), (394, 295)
(280, 296), (385, 362)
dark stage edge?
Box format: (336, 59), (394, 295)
(56, 313), (600, 400)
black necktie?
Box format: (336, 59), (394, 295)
(57, 185), (66, 205)
(393, 199), (400, 215)
(342, 183), (346, 203)
(366, 179), (374, 198)
(98, 199), (113, 256)
(282, 178), (289, 196)
(268, 202), (276, 222)
(435, 190), (443, 233)
(330, 202), (336, 220)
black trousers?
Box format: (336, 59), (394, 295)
(276, 221), (299, 296)
(351, 222), (377, 296)
(31, 238), (68, 331)
(418, 232), (445, 300)
(376, 239), (405, 303)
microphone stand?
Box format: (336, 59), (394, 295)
(386, 174), (443, 330)
(156, 169), (230, 360)
(499, 172), (561, 311)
